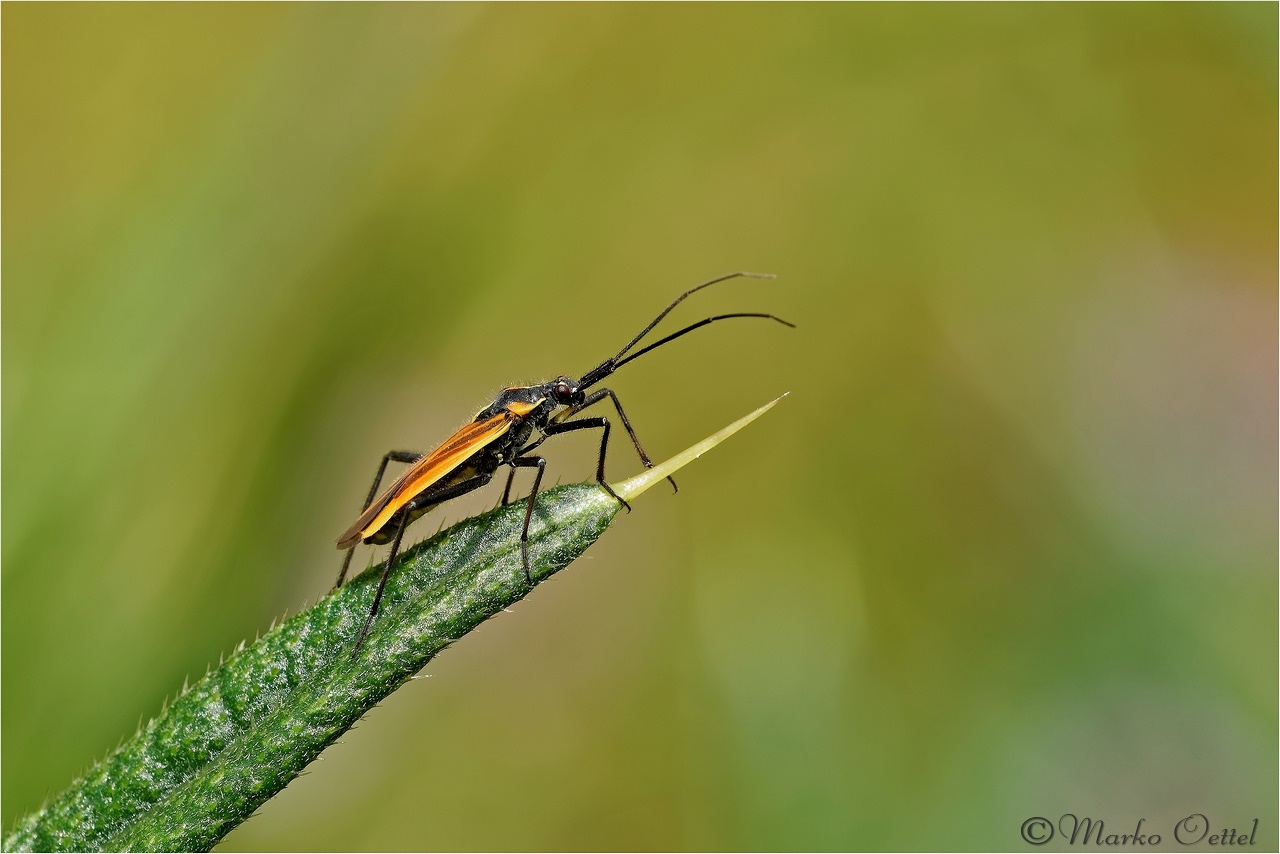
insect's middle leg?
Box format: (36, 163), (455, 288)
(335, 449), (423, 590)
(501, 466), (519, 506)
(504, 455), (554, 584)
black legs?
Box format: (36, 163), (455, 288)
(353, 510), (409, 655)
(501, 387), (666, 583)
(350, 472), (492, 655)
(502, 385), (667, 506)
(542, 416), (630, 509)
(334, 450), (422, 590)
(506, 413), (629, 584)
(574, 387), (676, 494)
(343, 387), (665, 652)
(508, 456), (545, 583)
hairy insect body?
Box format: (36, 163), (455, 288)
(362, 383), (567, 546)
(334, 273), (790, 653)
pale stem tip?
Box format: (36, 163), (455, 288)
(612, 394), (789, 501)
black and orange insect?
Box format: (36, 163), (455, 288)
(334, 272), (791, 650)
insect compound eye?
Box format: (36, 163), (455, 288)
(555, 381), (573, 400)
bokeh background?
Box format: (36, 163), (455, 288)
(3, 5), (1275, 851)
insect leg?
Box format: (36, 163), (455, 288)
(517, 435), (547, 457)
(503, 433), (553, 504)
(353, 510), (410, 655)
(559, 388), (676, 494)
(508, 456), (546, 584)
(501, 467), (517, 506)
(542, 417), (631, 511)
(335, 450), (423, 590)
(350, 472), (493, 654)
(420, 473), (494, 506)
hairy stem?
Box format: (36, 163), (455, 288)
(3, 395), (783, 853)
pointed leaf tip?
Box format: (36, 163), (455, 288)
(613, 394), (788, 501)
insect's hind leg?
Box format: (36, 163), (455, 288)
(351, 472), (492, 655)
(352, 511), (410, 656)
(334, 449), (423, 591)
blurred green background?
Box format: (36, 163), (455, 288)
(3, 4), (1275, 851)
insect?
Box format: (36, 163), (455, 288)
(335, 272), (792, 651)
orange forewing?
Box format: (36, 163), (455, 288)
(336, 413), (513, 549)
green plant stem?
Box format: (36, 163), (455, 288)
(3, 396), (783, 853)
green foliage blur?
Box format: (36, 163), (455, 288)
(3, 5), (1275, 850)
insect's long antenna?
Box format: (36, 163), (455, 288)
(613, 313), (794, 371)
(616, 272), (773, 362)
(579, 272), (786, 388)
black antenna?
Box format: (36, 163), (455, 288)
(579, 272), (791, 388)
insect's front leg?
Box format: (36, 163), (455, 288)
(542, 416), (631, 512)
(334, 449), (423, 590)
(556, 388), (677, 494)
